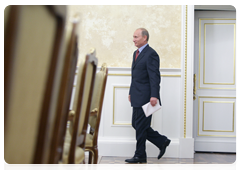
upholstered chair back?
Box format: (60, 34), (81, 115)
(4, 5), (67, 164)
(88, 69), (106, 129)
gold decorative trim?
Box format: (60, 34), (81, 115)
(198, 18), (236, 21)
(89, 47), (96, 55)
(197, 134), (236, 137)
(198, 96), (236, 99)
(100, 63), (107, 72)
(198, 96), (236, 137)
(112, 86), (131, 125)
(161, 75), (181, 77)
(183, 5), (188, 138)
(108, 73), (181, 77)
(108, 74), (131, 76)
(193, 74), (197, 100)
(198, 18), (236, 89)
(196, 87), (236, 90)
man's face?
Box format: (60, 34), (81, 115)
(133, 29), (147, 48)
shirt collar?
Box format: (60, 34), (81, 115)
(138, 43), (148, 53)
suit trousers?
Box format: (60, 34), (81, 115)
(132, 107), (167, 158)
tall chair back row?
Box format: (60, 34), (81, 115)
(85, 64), (108, 164)
(48, 16), (79, 164)
(4, 5), (80, 164)
(62, 50), (98, 164)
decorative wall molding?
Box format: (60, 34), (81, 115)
(97, 66), (181, 76)
(198, 96), (236, 137)
(198, 18), (236, 90)
(112, 85), (131, 126)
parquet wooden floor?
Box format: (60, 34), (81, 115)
(86, 153), (238, 170)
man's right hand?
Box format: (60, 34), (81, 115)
(128, 95), (131, 102)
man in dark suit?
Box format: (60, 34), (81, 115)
(125, 28), (171, 163)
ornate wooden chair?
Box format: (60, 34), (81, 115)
(4, 5), (67, 163)
(85, 64), (108, 164)
(61, 49), (98, 164)
(48, 16), (79, 164)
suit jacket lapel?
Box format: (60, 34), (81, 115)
(133, 45), (149, 69)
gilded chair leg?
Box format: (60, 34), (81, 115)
(88, 151), (93, 164)
(93, 148), (98, 164)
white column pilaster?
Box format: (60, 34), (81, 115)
(179, 5), (195, 158)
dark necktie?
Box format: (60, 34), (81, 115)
(135, 49), (139, 61)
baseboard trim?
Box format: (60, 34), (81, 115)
(98, 137), (180, 158)
(194, 140), (236, 153)
(179, 138), (194, 158)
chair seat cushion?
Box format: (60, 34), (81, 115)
(85, 133), (93, 147)
(61, 142), (85, 164)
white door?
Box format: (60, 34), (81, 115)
(193, 11), (236, 152)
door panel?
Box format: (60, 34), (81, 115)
(193, 11), (236, 152)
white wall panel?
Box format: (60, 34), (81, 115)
(197, 96), (236, 137)
(160, 76), (181, 138)
(113, 86), (132, 125)
(204, 24), (235, 85)
(198, 18), (236, 89)
(203, 101), (234, 132)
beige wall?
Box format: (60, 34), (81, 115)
(67, 5), (182, 68)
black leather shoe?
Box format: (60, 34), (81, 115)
(125, 157), (147, 163)
(158, 139), (171, 159)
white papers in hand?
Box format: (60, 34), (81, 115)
(142, 100), (161, 117)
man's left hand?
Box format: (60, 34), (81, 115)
(150, 97), (158, 106)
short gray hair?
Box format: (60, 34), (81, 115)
(138, 28), (149, 41)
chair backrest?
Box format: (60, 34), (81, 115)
(47, 18), (79, 164)
(4, 5), (67, 164)
(88, 64), (108, 144)
(68, 50), (98, 163)
(4, 6), (9, 28)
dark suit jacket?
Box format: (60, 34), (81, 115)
(129, 44), (161, 107)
